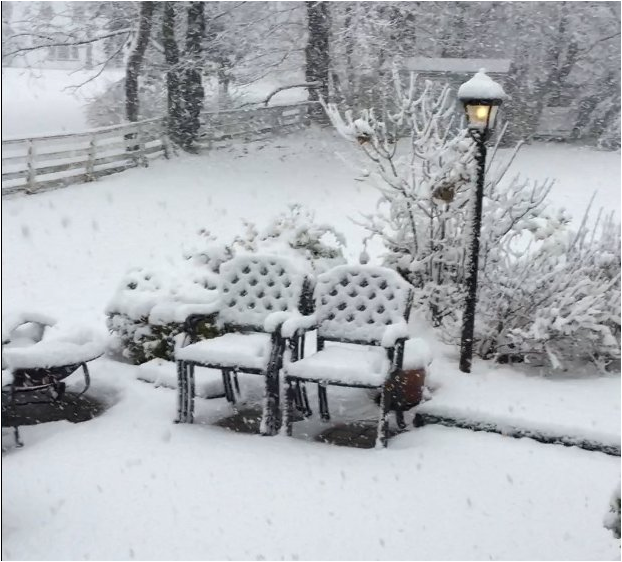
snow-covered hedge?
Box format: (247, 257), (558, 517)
(106, 206), (346, 364)
(324, 69), (621, 371)
(106, 244), (226, 364)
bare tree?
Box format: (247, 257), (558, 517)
(162, 2), (182, 144)
(305, 1), (330, 121)
(125, 2), (157, 123)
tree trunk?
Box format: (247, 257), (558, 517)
(125, 1), (156, 123)
(305, 1), (330, 122)
(180, 1), (205, 151)
(162, 2), (182, 145)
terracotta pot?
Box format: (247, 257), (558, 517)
(386, 368), (426, 411)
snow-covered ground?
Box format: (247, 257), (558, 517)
(2, 129), (620, 328)
(2, 360), (620, 561)
(419, 337), (621, 448)
(1, 68), (125, 138)
(1, 67), (306, 138)
(2, 127), (620, 560)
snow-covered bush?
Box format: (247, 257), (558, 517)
(605, 482), (621, 540)
(231, 204), (347, 273)
(106, 243), (227, 364)
(106, 206), (347, 364)
(324, 68), (621, 370)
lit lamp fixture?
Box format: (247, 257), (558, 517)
(458, 69), (506, 140)
(457, 70), (507, 374)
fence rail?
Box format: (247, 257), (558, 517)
(2, 103), (311, 196)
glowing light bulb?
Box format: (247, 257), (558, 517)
(475, 106), (489, 120)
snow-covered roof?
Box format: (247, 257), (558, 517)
(403, 58), (512, 74)
(457, 70), (507, 100)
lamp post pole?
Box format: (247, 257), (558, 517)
(459, 131), (487, 373)
(457, 69), (505, 374)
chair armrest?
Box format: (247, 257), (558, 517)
(173, 302), (222, 325)
(281, 313), (318, 339)
(2, 311), (57, 345)
(175, 303), (222, 346)
(264, 311), (295, 335)
(380, 321), (410, 348)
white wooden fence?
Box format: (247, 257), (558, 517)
(1, 103), (311, 196)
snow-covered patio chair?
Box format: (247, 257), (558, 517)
(1, 313), (105, 446)
(282, 265), (414, 447)
(174, 254), (313, 435)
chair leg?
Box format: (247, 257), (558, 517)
(187, 363), (195, 424)
(318, 383), (330, 422)
(222, 370), (235, 405)
(176, 360), (186, 423)
(5, 383), (23, 448)
(232, 370), (241, 397)
(293, 380), (303, 411)
(299, 336), (306, 360)
(261, 372), (280, 436)
(13, 425), (23, 447)
(301, 384), (312, 417)
(76, 362), (91, 398)
(376, 385), (391, 448)
(283, 378), (295, 436)
(395, 410), (406, 431)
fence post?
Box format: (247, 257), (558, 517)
(160, 119), (172, 159)
(86, 134), (96, 181)
(271, 107), (282, 135)
(137, 122), (148, 167)
(26, 139), (36, 192)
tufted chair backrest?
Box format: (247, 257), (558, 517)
(314, 265), (413, 345)
(219, 255), (310, 330)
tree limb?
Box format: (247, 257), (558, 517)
(3, 28), (132, 58)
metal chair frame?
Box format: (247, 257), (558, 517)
(283, 267), (414, 447)
(175, 255), (313, 436)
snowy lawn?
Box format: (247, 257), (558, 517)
(1, 68), (306, 138)
(1, 68), (124, 138)
(2, 128), (620, 329)
(2, 359), (620, 561)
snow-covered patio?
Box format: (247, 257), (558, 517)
(2, 129), (621, 560)
(2, 358), (620, 561)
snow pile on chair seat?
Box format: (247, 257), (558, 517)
(286, 344), (391, 386)
(176, 332), (272, 370)
(2, 325), (106, 370)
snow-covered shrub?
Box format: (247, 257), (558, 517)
(324, 68), (621, 370)
(231, 204), (347, 273)
(106, 206), (347, 364)
(605, 482), (621, 540)
(106, 243), (227, 364)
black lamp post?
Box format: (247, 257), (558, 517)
(458, 70), (506, 374)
